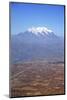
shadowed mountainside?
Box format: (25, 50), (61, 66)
(11, 30), (64, 64)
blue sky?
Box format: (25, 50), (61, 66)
(10, 2), (65, 36)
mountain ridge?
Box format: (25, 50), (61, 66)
(11, 27), (64, 63)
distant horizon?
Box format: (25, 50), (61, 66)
(10, 2), (65, 37)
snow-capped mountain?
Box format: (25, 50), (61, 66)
(27, 27), (53, 36)
(11, 27), (64, 63)
(18, 27), (56, 37)
(13, 27), (58, 44)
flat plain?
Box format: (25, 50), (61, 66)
(10, 61), (64, 97)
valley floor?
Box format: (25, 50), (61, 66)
(10, 61), (65, 97)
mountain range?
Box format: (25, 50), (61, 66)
(11, 27), (64, 63)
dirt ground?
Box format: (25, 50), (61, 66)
(10, 61), (65, 97)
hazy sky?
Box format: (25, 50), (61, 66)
(10, 2), (65, 36)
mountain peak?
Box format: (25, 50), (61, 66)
(27, 27), (53, 36)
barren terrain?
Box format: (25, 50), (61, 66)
(10, 61), (64, 97)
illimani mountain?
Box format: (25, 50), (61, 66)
(11, 27), (64, 63)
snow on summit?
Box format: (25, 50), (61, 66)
(27, 27), (53, 36)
